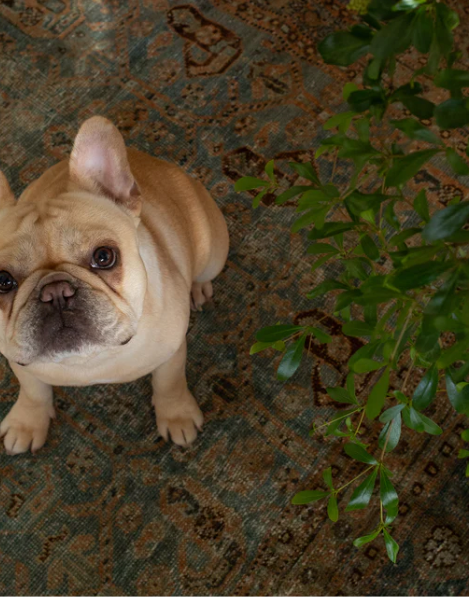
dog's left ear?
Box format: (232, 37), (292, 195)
(69, 116), (141, 216)
(0, 170), (15, 210)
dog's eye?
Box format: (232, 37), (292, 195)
(91, 247), (117, 270)
(0, 271), (17, 293)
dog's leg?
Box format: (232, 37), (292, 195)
(151, 340), (203, 446)
(0, 362), (54, 454)
(190, 280), (213, 311)
(190, 188), (229, 311)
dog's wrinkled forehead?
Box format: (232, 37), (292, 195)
(0, 196), (123, 275)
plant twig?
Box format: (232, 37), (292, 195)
(336, 464), (375, 494)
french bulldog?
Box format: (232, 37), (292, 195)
(0, 116), (229, 454)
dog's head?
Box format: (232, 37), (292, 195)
(0, 117), (148, 366)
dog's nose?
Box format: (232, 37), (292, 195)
(40, 280), (76, 308)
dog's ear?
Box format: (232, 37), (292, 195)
(69, 116), (141, 216)
(0, 171), (15, 210)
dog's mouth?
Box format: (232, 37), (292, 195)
(13, 282), (135, 364)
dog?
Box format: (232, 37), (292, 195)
(0, 116), (229, 454)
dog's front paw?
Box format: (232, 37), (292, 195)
(155, 391), (204, 447)
(0, 400), (55, 455)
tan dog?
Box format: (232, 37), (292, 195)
(0, 116), (229, 454)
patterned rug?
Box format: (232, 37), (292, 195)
(1, 1), (469, 595)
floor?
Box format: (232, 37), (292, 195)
(0, 0), (468, 594)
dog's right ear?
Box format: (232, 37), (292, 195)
(0, 171), (14, 210)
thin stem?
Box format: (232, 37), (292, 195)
(314, 408), (362, 432)
(390, 307), (414, 364)
(380, 422), (393, 460)
(336, 464), (375, 494)
(330, 148), (338, 183)
(401, 361), (415, 393)
(354, 409), (366, 437)
(380, 499), (384, 525)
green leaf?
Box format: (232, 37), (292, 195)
(291, 207), (327, 233)
(353, 530), (381, 549)
(393, 0), (426, 9)
(324, 111), (355, 131)
(437, 339), (469, 369)
(412, 7), (433, 53)
(402, 405), (424, 431)
(309, 327), (332, 344)
(347, 89), (383, 113)
(290, 162), (319, 183)
(370, 12), (414, 60)
(297, 189), (329, 210)
(307, 243), (340, 256)
(361, 234), (380, 261)
(446, 148), (469, 176)
(250, 341), (275, 355)
(384, 201), (400, 230)
(390, 227), (422, 246)
(344, 191), (389, 216)
(435, 69), (469, 93)
(356, 288), (409, 306)
(446, 373), (469, 415)
(435, 3), (457, 59)
(256, 324), (303, 342)
(380, 468), (399, 523)
(345, 469), (378, 511)
(366, 367), (390, 420)
(343, 82), (358, 100)
(277, 334), (307, 381)
(390, 261), (452, 291)
(307, 279), (349, 300)
(327, 495), (339, 522)
(353, 359), (384, 374)
(235, 176), (270, 191)
(402, 406), (441, 434)
(253, 188), (268, 208)
(391, 118), (442, 145)
(435, 99), (469, 129)
(355, 117), (370, 142)
(380, 404), (406, 424)
(422, 201), (469, 242)
(342, 320), (374, 338)
(379, 413), (402, 453)
(327, 386), (355, 404)
(383, 529), (399, 563)
(323, 467), (334, 490)
(338, 138), (379, 161)
(413, 189), (430, 222)
(318, 32), (371, 66)
(385, 149), (440, 187)
(412, 365), (438, 411)
(458, 449), (469, 459)
(417, 411), (443, 435)
(264, 160), (275, 181)
(461, 429), (469, 442)
(344, 443), (378, 465)
(308, 222), (355, 240)
(336, 290), (362, 312)
(291, 490), (329, 504)
(310, 254), (334, 273)
(276, 185), (313, 205)
(400, 95), (435, 120)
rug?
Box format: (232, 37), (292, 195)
(0, 0), (469, 595)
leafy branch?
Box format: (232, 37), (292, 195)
(236, 0), (469, 563)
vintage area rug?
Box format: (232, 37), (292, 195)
(0, 0), (468, 595)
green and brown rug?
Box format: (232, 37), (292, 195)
(0, 0), (468, 594)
